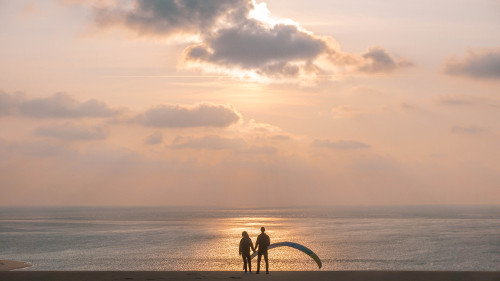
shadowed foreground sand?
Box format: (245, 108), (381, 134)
(0, 271), (499, 281)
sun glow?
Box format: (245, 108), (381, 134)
(249, 0), (301, 29)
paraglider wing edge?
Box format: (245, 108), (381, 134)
(249, 241), (322, 269)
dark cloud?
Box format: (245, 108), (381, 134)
(444, 48), (500, 79)
(185, 24), (411, 77)
(257, 62), (301, 78)
(451, 125), (486, 135)
(1, 91), (119, 118)
(145, 131), (163, 145)
(83, 0), (411, 80)
(311, 139), (370, 150)
(185, 20), (327, 72)
(359, 47), (412, 73)
(169, 135), (246, 150)
(35, 123), (109, 141)
(94, 0), (252, 36)
(19, 93), (119, 118)
(136, 103), (240, 128)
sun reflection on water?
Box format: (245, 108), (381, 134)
(198, 216), (324, 271)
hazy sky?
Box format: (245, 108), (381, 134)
(1, 0), (499, 206)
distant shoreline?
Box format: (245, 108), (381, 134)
(0, 271), (499, 281)
(0, 260), (31, 271)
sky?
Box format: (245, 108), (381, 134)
(1, 0), (499, 206)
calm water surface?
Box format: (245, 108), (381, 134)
(0, 206), (499, 271)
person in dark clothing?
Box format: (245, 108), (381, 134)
(255, 227), (270, 274)
(239, 231), (255, 273)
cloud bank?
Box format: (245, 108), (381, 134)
(0, 91), (120, 119)
(444, 48), (500, 79)
(82, 0), (411, 82)
(451, 125), (486, 135)
(184, 19), (328, 78)
(94, 0), (252, 36)
(311, 139), (370, 150)
(0, 90), (20, 116)
(35, 123), (110, 141)
(169, 135), (246, 150)
(135, 103), (241, 128)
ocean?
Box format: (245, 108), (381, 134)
(0, 206), (499, 271)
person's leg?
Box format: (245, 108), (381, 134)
(242, 255), (247, 272)
(247, 255), (252, 272)
(257, 253), (262, 273)
(264, 251), (269, 273)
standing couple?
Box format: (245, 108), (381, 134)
(239, 227), (270, 274)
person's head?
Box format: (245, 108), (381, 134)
(242, 231), (248, 238)
(261, 227), (265, 233)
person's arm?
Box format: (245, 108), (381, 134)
(255, 236), (260, 251)
(251, 239), (256, 252)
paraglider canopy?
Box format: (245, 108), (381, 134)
(250, 241), (322, 269)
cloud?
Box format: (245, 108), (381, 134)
(444, 48), (500, 79)
(243, 145), (277, 155)
(451, 125), (486, 135)
(311, 139), (370, 150)
(2, 139), (75, 158)
(358, 47), (413, 73)
(244, 119), (282, 133)
(184, 22), (410, 80)
(145, 131), (163, 145)
(268, 134), (292, 141)
(3, 91), (241, 130)
(184, 19), (328, 77)
(0, 90), (20, 116)
(80, 0), (411, 82)
(136, 103), (241, 128)
(35, 123), (110, 141)
(437, 95), (499, 108)
(352, 155), (396, 171)
(19, 92), (120, 118)
(400, 102), (417, 111)
(93, 0), (252, 36)
(0, 91), (121, 119)
(330, 105), (360, 119)
(438, 96), (477, 106)
(169, 135), (246, 150)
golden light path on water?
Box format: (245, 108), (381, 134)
(170, 215), (329, 271)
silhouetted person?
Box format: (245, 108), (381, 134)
(239, 231), (255, 273)
(255, 227), (270, 274)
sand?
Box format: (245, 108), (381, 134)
(0, 271), (499, 281)
(0, 260), (31, 271)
